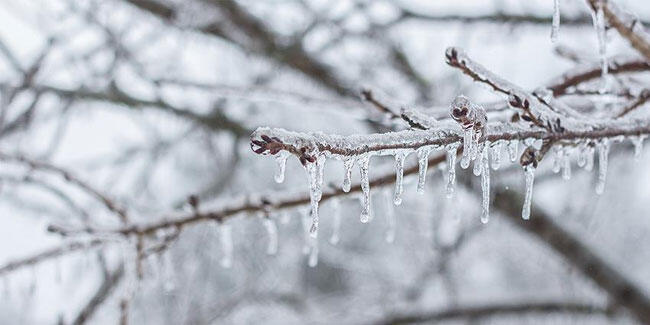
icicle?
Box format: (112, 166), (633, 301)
(591, 0), (608, 90)
(329, 199), (341, 245)
(562, 149), (572, 180)
(472, 143), (483, 176)
(385, 190), (396, 243)
(358, 155), (371, 223)
(342, 158), (354, 192)
(632, 135), (646, 161)
(308, 236), (319, 267)
(490, 141), (502, 170)
(263, 218), (278, 255)
(552, 146), (562, 173)
(508, 140), (519, 162)
(577, 143), (587, 167)
(279, 211), (291, 224)
(585, 145), (595, 171)
(460, 128), (474, 169)
(393, 152), (406, 205)
(596, 139), (610, 195)
(480, 144), (490, 224)
(446, 143), (458, 198)
(551, 0), (561, 43)
(219, 223), (233, 268)
(274, 152), (289, 183)
(416, 147), (430, 193)
(161, 250), (176, 292)
(522, 165), (536, 220)
(307, 157), (325, 237)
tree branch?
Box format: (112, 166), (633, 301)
(374, 301), (615, 325)
(493, 188), (650, 324)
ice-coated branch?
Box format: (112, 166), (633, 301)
(445, 47), (578, 130)
(586, 0), (650, 61)
(0, 153), (129, 224)
(374, 301), (615, 325)
(617, 89), (650, 118)
(0, 239), (104, 277)
(547, 57), (650, 96)
(251, 120), (650, 163)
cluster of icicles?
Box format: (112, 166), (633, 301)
(257, 134), (647, 268)
(551, 0), (611, 90)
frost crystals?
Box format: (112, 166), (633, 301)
(522, 165), (536, 220)
(596, 139), (610, 195)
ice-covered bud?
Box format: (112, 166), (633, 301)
(520, 146), (539, 168)
(450, 95), (487, 131)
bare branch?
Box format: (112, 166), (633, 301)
(374, 301), (615, 325)
(72, 262), (124, 325)
(494, 187), (650, 324)
(0, 153), (130, 223)
(0, 240), (104, 277)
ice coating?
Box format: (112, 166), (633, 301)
(274, 151), (289, 183)
(508, 140), (519, 162)
(596, 139), (610, 195)
(393, 151), (407, 205)
(417, 147), (431, 193)
(342, 158), (354, 192)
(551, 0), (560, 43)
(480, 143), (490, 224)
(358, 155), (371, 223)
(490, 141), (502, 170)
(522, 165), (536, 220)
(446, 143), (459, 198)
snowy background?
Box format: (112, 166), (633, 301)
(0, 0), (649, 324)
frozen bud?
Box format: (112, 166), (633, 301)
(450, 95), (487, 131)
(520, 146), (539, 168)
